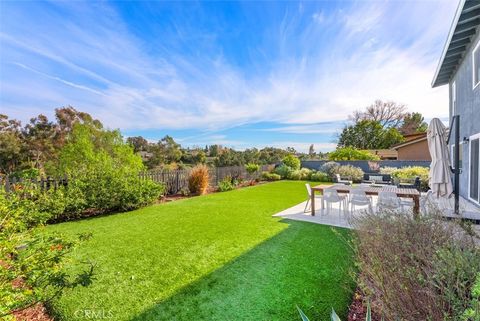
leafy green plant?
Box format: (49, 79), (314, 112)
(9, 168), (40, 179)
(288, 168), (312, 180)
(389, 166), (429, 190)
(462, 273), (480, 320)
(274, 164), (294, 179)
(309, 171), (330, 182)
(218, 176), (235, 192)
(50, 123), (164, 219)
(328, 147), (380, 161)
(261, 172), (281, 181)
(336, 165), (364, 182)
(379, 166), (397, 175)
(320, 162), (340, 180)
(0, 190), (95, 317)
(282, 154), (301, 170)
(245, 163), (260, 174)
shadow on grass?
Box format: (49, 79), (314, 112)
(129, 219), (355, 321)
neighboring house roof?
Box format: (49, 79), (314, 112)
(432, 0), (480, 87)
(367, 149), (398, 159)
(391, 133), (427, 150)
(403, 132), (427, 142)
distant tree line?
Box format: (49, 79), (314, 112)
(126, 136), (328, 170)
(0, 107), (329, 176)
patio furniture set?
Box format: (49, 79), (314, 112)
(305, 184), (421, 218)
(335, 173), (422, 191)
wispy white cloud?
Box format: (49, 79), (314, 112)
(0, 0), (456, 139)
(262, 123), (341, 135)
(251, 141), (337, 153)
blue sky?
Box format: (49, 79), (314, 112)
(0, 1), (456, 152)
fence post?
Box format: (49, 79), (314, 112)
(176, 171), (180, 194)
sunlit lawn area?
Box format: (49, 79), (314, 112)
(48, 181), (354, 321)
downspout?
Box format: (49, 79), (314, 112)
(447, 115), (460, 215)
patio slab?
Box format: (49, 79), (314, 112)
(273, 200), (353, 229)
(273, 194), (480, 230)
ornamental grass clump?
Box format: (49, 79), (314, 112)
(352, 209), (480, 321)
(188, 164), (209, 195)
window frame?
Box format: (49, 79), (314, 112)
(451, 143), (463, 170)
(468, 132), (480, 205)
(473, 40), (480, 90)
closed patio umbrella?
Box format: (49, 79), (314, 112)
(427, 118), (453, 197)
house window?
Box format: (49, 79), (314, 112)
(469, 133), (480, 204)
(474, 41), (480, 89)
(451, 144), (463, 170)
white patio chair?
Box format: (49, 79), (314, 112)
(323, 188), (348, 218)
(304, 184), (323, 213)
(349, 188), (373, 216)
(335, 174), (352, 185)
(420, 190), (434, 214)
(377, 191), (403, 212)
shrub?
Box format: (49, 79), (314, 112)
(188, 164), (210, 195)
(309, 171), (330, 182)
(462, 273), (480, 320)
(336, 165), (364, 182)
(10, 168), (40, 179)
(379, 166), (396, 175)
(245, 163), (260, 174)
(390, 166), (429, 190)
(288, 170), (302, 180)
(352, 210), (480, 321)
(52, 123), (164, 219)
(328, 147), (380, 161)
(274, 164), (294, 179)
(282, 154), (301, 170)
(261, 172), (281, 181)
(288, 168), (312, 180)
(320, 162), (340, 179)
(218, 176), (235, 192)
(0, 190), (94, 317)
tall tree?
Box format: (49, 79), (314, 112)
(22, 114), (57, 172)
(126, 136), (149, 153)
(338, 120), (404, 149)
(0, 114), (25, 174)
(308, 144), (315, 158)
(350, 100), (407, 129)
(399, 112), (428, 135)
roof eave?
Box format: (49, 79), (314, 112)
(432, 0), (467, 88)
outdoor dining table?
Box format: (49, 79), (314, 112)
(310, 184), (421, 217)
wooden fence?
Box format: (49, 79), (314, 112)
(2, 165), (275, 195)
(0, 176), (68, 193)
(140, 164), (274, 194)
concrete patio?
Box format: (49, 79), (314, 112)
(273, 193), (480, 230)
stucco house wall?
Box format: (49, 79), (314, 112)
(449, 30), (480, 204)
(396, 140), (431, 161)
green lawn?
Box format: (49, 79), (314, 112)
(47, 181), (354, 321)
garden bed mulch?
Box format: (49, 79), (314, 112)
(13, 304), (53, 321)
(347, 289), (382, 321)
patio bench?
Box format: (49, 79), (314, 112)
(362, 173), (392, 185)
(397, 176), (421, 191)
